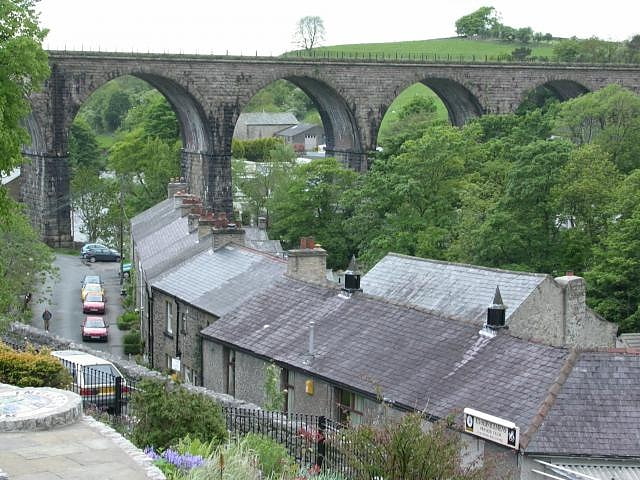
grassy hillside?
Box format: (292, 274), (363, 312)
(286, 37), (557, 62)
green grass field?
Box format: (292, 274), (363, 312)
(287, 37), (557, 62)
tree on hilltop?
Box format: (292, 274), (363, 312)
(455, 6), (499, 38)
(293, 16), (326, 51)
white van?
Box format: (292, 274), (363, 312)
(51, 350), (130, 411)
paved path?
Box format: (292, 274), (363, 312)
(0, 384), (164, 480)
(0, 417), (163, 480)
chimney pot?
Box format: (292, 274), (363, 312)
(566, 270), (574, 277)
(300, 236), (315, 249)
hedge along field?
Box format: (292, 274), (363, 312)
(292, 37), (557, 61)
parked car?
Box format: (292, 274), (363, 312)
(83, 247), (121, 263)
(81, 316), (109, 342)
(81, 283), (105, 301)
(50, 350), (130, 411)
(83, 293), (105, 314)
(80, 243), (108, 256)
(81, 274), (102, 287)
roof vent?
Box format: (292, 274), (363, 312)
(486, 286), (507, 330)
(342, 255), (362, 296)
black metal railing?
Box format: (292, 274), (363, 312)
(55, 357), (136, 416)
(1, 339), (356, 477)
(222, 406), (355, 478)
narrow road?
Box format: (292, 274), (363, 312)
(31, 253), (127, 358)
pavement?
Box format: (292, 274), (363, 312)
(0, 384), (164, 480)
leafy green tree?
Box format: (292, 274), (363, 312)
(71, 167), (115, 242)
(68, 118), (103, 173)
(268, 157), (358, 269)
(0, 199), (55, 320)
(352, 125), (474, 268)
(108, 129), (181, 212)
(454, 6), (499, 37)
(586, 170), (640, 332)
(122, 91), (179, 143)
(0, 0), (49, 180)
(104, 89), (131, 132)
(554, 85), (640, 173)
(232, 143), (295, 225)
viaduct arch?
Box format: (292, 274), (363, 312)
(23, 52), (640, 246)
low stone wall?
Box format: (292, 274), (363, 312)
(8, 322), (261, 410)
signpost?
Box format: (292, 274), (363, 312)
(463, 407), (519, 449)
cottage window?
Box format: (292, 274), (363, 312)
(166, 301), (173, 334)
(282, 369), (294, 413)
(223, 347), (236, 396)
(334, 388), (364, 425)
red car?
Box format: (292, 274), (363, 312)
(83, 294), (105, 314)
(81, 316), (109, 342)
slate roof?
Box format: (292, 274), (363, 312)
(151, 244), (286, 317)
(361, 253), (548, 325)
(526, 351), (640, 457)
(275, 123), (322, 137)
(201, 277), (569, 429)
(237, 112), (298, 126)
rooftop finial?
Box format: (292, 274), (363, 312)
(492, 285), (504, 307)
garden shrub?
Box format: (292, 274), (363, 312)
(242, 433), (295, 478)
(0, 343), (71, 388)
(117, 311), (138, 330)
(130, 378), (227, 450)
(123, 330), (142, 355)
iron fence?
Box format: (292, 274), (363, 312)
(2, 338), (357, 477)
(222, 406), (355, 477)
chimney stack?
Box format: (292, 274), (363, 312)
(286, 237), (327, 285)
(179, 196), (202, 217)
(258, 216), (267, 230)
(486, 286), (507, 330)
(167, 177), (187, 199)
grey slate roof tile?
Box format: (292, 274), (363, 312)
(362, 253), (547, 325)
(201, 277), (568, 429)
(526, 351), (640, 456)
(152, 244), (286, 317)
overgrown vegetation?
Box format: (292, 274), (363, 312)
(337, 412), (509, 479)
(130, 378), (227, 450)
(0, 343), (71, 388)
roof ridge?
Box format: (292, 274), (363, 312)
(520, 349), (580, 450)
(575, 346), (640, 355)
(384, 252), (550, 279)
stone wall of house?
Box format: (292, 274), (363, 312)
(509, 278), (565, 346)
(288, 369), (334, 417)
(150, 290), (176, 370)
(508, 276), (616, 348)
(234, 350), (268, 407)
(555, 275), (617, 347)
(202, 340), (226, 392)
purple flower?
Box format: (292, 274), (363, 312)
(161, 448), (205, 470)
(144, 446), (161, 460)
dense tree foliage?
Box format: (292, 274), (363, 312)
(262, 85), (640, 332)
(269, 157), (358, 269)
(0, 0), (55, 322)
(0, 0), (49, 186)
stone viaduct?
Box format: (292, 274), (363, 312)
(22, 51), (640, 246)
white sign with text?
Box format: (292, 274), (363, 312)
(463, 407), (519, 449)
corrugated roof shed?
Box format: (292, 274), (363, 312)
(201, 277), (569, 428)
(152, 244), (286, 317)
(362, 253), (548, 325)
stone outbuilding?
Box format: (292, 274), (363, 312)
(361, 253), (617, 348)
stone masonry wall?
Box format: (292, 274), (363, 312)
(26, 52), (640, 243)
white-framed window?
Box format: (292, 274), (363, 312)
(166, 301), (173, 334)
